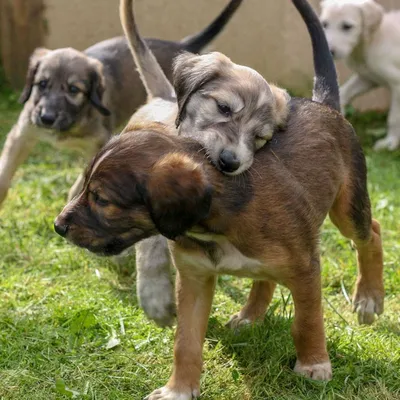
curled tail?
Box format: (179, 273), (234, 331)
(181, 0), (243, 53)
(120, 0), (174, 100)
(291, 0), (340, 112)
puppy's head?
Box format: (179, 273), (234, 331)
(54, 125), (212, 256)
(173, 52), (290, 176)
(20, 47), (110, 133)
(320, 0), (384, 60)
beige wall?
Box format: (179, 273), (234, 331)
(43, 0), (400, 111)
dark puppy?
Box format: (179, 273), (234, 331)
(0, 0), (242, 205)
(55, 0), (384, 397)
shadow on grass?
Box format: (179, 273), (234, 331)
(205, 305), (399, 399)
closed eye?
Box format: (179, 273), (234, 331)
(90, 191), (110, 207)
(216, 102), (232, 117)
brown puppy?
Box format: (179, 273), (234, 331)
(0, 0), (242, 206)
(55, 0), (384, 397)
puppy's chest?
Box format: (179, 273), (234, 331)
(179, 234), (264, 278)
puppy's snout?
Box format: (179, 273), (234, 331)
(218, 149), (240, 173)
(40, 109), (57, 127)
(54, 218), (69, 237)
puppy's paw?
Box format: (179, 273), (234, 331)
(144, 386), (199, 400)
(138, 275), (176, 328)
(294, 360), (332, 381)
(353, 287), (384, 325)
(226, 312), (252, 330)
(373, 136), (400, 151)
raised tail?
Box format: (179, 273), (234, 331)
(180, 0), (243, 53)
(119, 0), (174, 100)
(291, 0), (340, 112)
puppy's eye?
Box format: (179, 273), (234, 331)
(38, 80), (48, 90)
(322, 21), (328, 29)
(341, 22), (353, 31)
(68, 85), (80, 95)
(91, 191), (110, 207)
(255, 137), (267, 150)
(217, 103), (232, 117)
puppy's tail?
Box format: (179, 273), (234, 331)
(291, 0), (340, 112)
(180, 0), (243, 53)
(120, 0), (174, 100)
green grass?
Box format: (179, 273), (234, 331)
(0, 90), (399, 400)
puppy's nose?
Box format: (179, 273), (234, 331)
(54, 221), (69, 237)
(40, 110), (57, 126)
(218, 149), (240, 173)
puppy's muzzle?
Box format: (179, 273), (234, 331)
(218, 149), (240, 173)
(40, 109), (58, 128)
(54, 218), (69, 237)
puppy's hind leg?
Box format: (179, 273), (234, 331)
(0, 117), (38, 206)
(329, 160), (384, 324)
(135, 235), (176, 327)
(227, 279), (276, 329)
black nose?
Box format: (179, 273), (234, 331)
(40, 110), (57, 126)
(54, 221), (69, 237)
(218, 149), (240, 173)
(330, 49), (336, 58)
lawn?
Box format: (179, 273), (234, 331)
(0, 87), (399, 400)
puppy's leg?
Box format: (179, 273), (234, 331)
(340, 74), (377, 115)
(374, 86), (400, 151)
(329, 187), (384, 325)
(146, 271), (216, 400)
(227, 279), (276, 329)
(288, 256), (332, 381)
(136, 236), (175, 327)
(0, 117), (38, 206)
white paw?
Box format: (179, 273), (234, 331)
(144, 386), (199, 400)
(226, 312), (252, 330)
(373, 136), (400, 151)
(294, 360), (332, 381)
(138, 275), (175, 327)
(353, 293), (384, 325)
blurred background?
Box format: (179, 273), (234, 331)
(0, 0), (399, 110)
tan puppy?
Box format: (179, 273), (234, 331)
(55, 0), (384, 397)
(121, 0), (290, 176)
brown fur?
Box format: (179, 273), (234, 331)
(55, 98), (384, 396)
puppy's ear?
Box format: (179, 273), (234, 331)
(143, 153), (212, 240)
(270, 85), (291, 127)
(361, 0), (384, 41)
(89, 60), (111, 116)
(19, 48), (50, 104)
(173, 51), (231, 127)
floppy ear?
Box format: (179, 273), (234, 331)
(270, 85), (291, 127)
(19, 47), (51, 104)
(173, 51), (231, 127)
(360, 0), (384, 42)
(143, 153), (212, 240)
(89, 60), (111, 116)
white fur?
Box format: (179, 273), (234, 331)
(320, 0), (400, 150)
(145, 386), (199, 400)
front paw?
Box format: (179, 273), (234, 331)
(138, 275), (176, 327)
(373, 136), (400, 151)
(294, 360), (332, 381)
(144, 386), (199, 400)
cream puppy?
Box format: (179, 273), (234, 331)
(320, 0), (400, 150)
